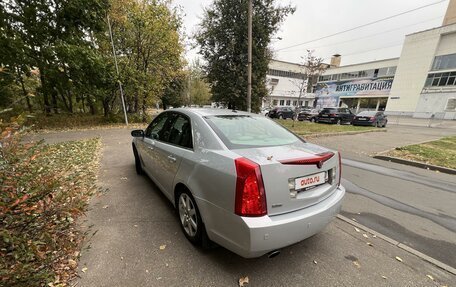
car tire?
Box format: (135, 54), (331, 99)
(310, 117), (315, 123)
(382, 121), (387, 128)
(177, 190), (204, 245)
(336, 119), (341, 125)
(279, 114), (284, 120)
(376, 121), (380, 128)
(132, 144), (143, 175)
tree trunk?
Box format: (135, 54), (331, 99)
(38, 66), (51, 114)
(17, 68), (33, 113)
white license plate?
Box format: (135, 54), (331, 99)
(295, 172), (326, 190)
(358, 118), (367, 121)
(321, 115), (328, 117)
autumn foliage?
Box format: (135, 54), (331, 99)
(0, 118), (101, 287)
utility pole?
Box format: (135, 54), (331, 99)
(247, 0), (252, 113)
(107, 15), (129, 125)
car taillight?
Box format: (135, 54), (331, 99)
(370, 117), (375, 121)
(338, 152), (342, 187)
(330, 113), (336, 117)
(234, 158), (267, 217)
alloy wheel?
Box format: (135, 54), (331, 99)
(178, 193), (198, 237)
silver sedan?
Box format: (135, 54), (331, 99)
(131, 108), (345, 258)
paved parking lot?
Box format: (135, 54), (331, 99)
(27, 127), (455, 286)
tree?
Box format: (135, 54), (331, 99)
(187, 60), (211, 106)
(291, 50), (327, 126)
(195, 0), (294, 112)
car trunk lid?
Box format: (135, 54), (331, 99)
(234, 142), (340, 216)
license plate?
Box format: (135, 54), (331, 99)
(359, 118), (367, 121)
(321, 115), (328, 117)
(295, 172), (326, 190)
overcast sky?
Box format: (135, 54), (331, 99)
(172, 0), (449, 66)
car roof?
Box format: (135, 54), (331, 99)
(170, 108), (255, 117)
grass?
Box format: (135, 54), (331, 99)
(24, 113), (152, 131)
(386, 136), (456, 169)
(276, 119), (378, 136)
(1, 123), (102, 286)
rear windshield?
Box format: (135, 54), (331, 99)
(322, 108), (337, 113)
(205, 115), (301, 149)
(358, 111), (377, 116)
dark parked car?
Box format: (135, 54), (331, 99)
(268, 107), (295, 119)
(297, 109), (319, 122)
(316, 108), (355, 124)
(352, 111), (388, 127)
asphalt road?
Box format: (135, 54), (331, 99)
(26, 124), (456, 286)
(309, 124), (456, 268)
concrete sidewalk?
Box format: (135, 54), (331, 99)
(28, 128), (455, 286)
(386, 116), (456, 129)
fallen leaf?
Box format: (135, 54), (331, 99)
(134, 224), (138, 228)
(68, 259), (77, 269)
(372, 235), (377, 238)
(313, 260), (317, 264)
(121, 177), (128, 181)
(146, 270), (149, 273)
(382, 276), (387, 279)
(159, 245), (166, 250)
(395, 256), (403, 262)
(367, 242), (373, 247)
(120, 256), (124, 260)
(102, 205), (109, 209)
(354, 227), (360, 232)
(353, 261), (361, 268)
(363, 234), (369, 238)
(156, 277), (162, 280)
(239, 276), (249, 287)
(351, 218), (357, 222)
(426, 274), (434, 281)
(81, 267), (88, 273)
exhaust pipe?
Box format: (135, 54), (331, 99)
(267, 250), (281, 258)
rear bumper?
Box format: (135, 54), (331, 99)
(317, 117), (337, 123)
(198, 186), (345, 258)
(352, 121), (375, 126)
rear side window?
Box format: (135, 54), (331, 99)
(205, 115), (301, 149)
(168, 115), (193, 149)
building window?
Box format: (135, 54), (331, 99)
(293, 100), (297, 106)
(446, 98), (456, 111)
(299, 101), (303, 106)
(273, 100), (278, 106)
(432, 53), (456, 71)
(286, 100), (291, 106)
(304, 101), (309, 107)
(425, 72), (456, 87)
(268, 69), (305, 79)
(279, 100), (285, 106)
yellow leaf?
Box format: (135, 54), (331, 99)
(426, 274), (434, 281)
(239, 276), (249, 287)
(160, 245), (166, 250)
(395, 256), (403, 262)
(81, 267), (88, 273)
(353, 261), (361, 268)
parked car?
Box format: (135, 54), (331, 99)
(131, 109), (345, 258)
(260, 108), (270, 117)
(316, 107), (355, 124)
(297, 108), (319, 122)
(352, 111), (388, 127)
(268, 106), (295, 119)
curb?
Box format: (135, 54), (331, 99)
(303, 128), (387, 138)
(337, 215), (456, 275)
(373, 155), (456, 175)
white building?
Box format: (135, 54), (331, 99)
(312, 0), (456, 119)
(264, 60), (316, 109)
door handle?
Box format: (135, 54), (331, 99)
(167, 155), (177, 162)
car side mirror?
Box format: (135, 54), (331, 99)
(131, 130), (144, 137)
